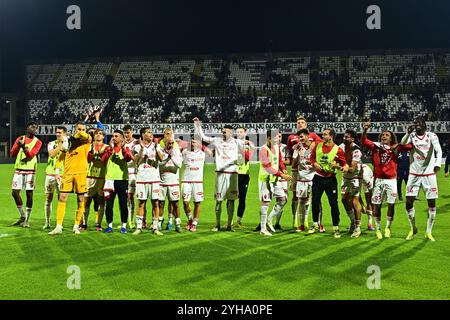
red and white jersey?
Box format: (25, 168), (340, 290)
(209, 137), (244, 173)
(182, 149), (206, 182)
(401, 131), (442, 175)
(293, 145), (315, 181)
(286, 132), (322, 171)
(133, 142), (164, 182)
(159, 147), (182, 185)
(339, 143), (362, 179)
(124, 138), (138, 174)
(361, 136), (412, 179)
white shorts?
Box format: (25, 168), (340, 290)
(406, 174), (438, 199)
(136, 182), (160, 201)
(128, 173), (136, 194)
(280, 180), (289, 197)
(360, 165), (374, 192)
(86, 177), (105, 197)
(45, 174), (60, 194)
(296, 180), (312, 199)
(259, 180), (285, 202)
(159, 184), (180, 201)
(341, 177), (360, 196)
(290, 171), (298, 192)
(182, 182), (204, 202)
(372, 178), (397, 205)
(12, 172), (35, 191)
(215, 172), (239, 201)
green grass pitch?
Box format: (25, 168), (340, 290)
(0, 163), (449, 300)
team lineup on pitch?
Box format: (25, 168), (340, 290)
(8, 111), (443, 242)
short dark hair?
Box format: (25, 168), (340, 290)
(223, 125), (233, 130)
(345, 129), (357, 139)
(296, 116), (306, 122)
(237, 127), (247, 131)
(415, 116), (426, 127)
(26, 121), (38, 128)
(325, 128), (336, 138)
(140, 127), (152, 138)
(56, 126), (67, 133)
(123, 124), (133, 131)
(297, 128), (309, 136)
(114, 129), (124, 137)
(94, 128), (104, 135)
(74, 121), (85, 128)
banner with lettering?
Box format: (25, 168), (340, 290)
(35, 121), (450, 136)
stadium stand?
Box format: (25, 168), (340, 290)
(25, 50), (450, 124)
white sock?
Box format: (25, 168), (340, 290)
(17, 205), (26, 219)
(299, 202), (306, 226)
(268, 208), (277, 224)
(270, 199), (286, 224)
(215, 202), (222, 227)
(108, 222), (113, 228)
(406, 208), (416, 229)
(276, 208), (283, 225)
(193, 218), (198, 226)
(427, 207), (436, 234)
(168, 214), (173, 224)
(127, 200), (135, 222)
(226, 200), (234, 226)
(175, 217), (181, 226)
(236, 216), (242, 224)
(260, 205), (269, 232)
(25, 207), (32, 223)
(386, 216), (393, 229)
(375, 217), (381, 230)
(45, 199), (52, 224)
(152, 218), (158, 230)
(292, 199), (298, 226)
(122, 222), (127, 228)
(136, 215), (143, 229)
(366, 210), (373, 224)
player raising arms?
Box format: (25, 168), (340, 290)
(132, 127), (166, 236)
(339, 129), (363, 238)
(48, 122), (92, 235)
(193, 118), (250, 232)
(181, 138), (212, 232)
(258, 130), (291, 236)
(401, 117), (442, 241)
(361, 121), (412, 240)
(10, 122), (42, 228)
(286, 116), (322, 229)
(43, 126), (68, 229)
